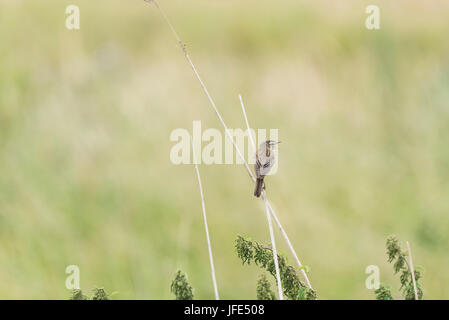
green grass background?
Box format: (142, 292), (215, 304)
(0, 0), (448, 299)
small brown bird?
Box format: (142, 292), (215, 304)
(254, 140), (280, 197)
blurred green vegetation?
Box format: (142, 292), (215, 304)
(0, 0), (448, 299)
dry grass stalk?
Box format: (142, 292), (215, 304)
(406, 241), (419, 300)
(191, 137), (220, 300)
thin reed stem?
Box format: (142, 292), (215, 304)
(406, 241), (419, 300)
(266, 201), (312, 289)
(191, 137), (220, 300)
(146, 0), (254, 182)
(263, 193), (284, 299)
(239, 94), (257, 150)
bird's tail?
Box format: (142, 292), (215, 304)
(254, 178), (264, 198)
